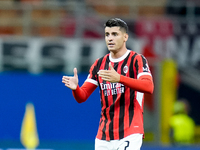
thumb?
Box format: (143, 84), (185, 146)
(74, 68), (78, 78)
(109, 62), (114, 70)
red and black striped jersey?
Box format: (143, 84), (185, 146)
(85, 50), (153, 141)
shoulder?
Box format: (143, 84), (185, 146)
(133, 52), (148, 61)
(94, 53), (109, 65)
(128, 50), (147, 61)
(90, 54), (109, 71)
(129, 50), (144, 58)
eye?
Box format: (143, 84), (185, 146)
(112, 32), (118, 36)
(105, 33), (109, 37)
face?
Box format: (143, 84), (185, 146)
(105, 26), (128, 52)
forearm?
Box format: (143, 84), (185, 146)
(72, 82), (97, 103)
(72, 85), (87, 103)
(120, 75), (154, 94)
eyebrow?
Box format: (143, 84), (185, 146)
(105, 31), (119, 34)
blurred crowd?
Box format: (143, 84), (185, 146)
(0, 0), (200, 37)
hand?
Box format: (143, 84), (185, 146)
(62, 68), (79, 90)
(98, 62), (120, 83)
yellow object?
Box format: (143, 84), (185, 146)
(20, 103), (39, 149)
(160, 59), (177, 144)
(170, 113), (195, 144)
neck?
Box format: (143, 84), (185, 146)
(110, 47), (127, 59)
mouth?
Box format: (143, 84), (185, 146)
(108, 43), (115, 46)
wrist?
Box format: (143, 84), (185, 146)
(119, 75), (123, 82)
(72, 85), (79, 91)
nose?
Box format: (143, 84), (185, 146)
(108, 36), (113, 41)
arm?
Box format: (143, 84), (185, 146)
(72, 81), (97, 103)
(120, 75), (154, 94)
(62, 68), (97, 103)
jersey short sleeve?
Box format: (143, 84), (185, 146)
(85, 59), (99, 86)
(135, 54), (152, 80)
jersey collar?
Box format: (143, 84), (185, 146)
(109, 50), (130, 62)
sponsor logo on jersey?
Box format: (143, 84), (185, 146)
(100, 83), (125, 96)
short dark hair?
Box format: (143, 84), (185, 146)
(104, 18), (128, 33)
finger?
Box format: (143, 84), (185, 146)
(98, 70), (110, 75)
(65, 83), (70, 87)
(98, 70), (104, 74)
(62, 79), (68, 84)
(98, 72), (108, 78)
(109, 62), (114, 70)
(102, 77), (110, 81)
(62, 76), (68, 81)
(62, 76), (69, 80)
(74, 68), (78, 78)
(101, 77), (107, 81)
(62, 77), (66, 82)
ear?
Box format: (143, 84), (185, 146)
(124, 33), (128, 42)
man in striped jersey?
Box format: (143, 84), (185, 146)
(62, 18), (154, 150)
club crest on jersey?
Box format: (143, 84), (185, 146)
(123, 65), (128, 74)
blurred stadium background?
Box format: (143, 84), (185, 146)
(0, 0), (200, 149)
